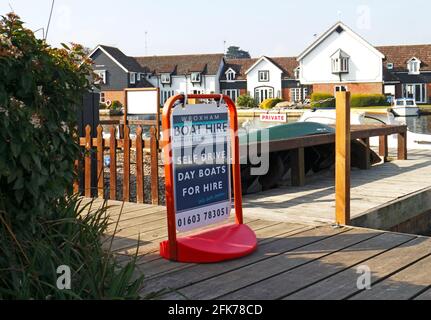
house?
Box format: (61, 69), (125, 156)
(89, 45), (153, 106)
(220, 56), (309, 104)
(89, 45), (225, 106)
(377, 45), (431, 104)
(135, 53), (225, 104)
(297, 22), (385, 97)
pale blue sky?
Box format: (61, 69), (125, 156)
(1, 0), (430, 57)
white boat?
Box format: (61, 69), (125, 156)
(390, 98), (420, 117)
(298, 109), (431, 150)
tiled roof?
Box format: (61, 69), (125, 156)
(221, 57), (299, 80)
(99, 45), (145, 72)
(134, 54), (224, 75)
(377, 44), (431, 72)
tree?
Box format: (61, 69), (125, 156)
(226, 46), (251, 59)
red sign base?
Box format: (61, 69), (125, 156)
(160, 224), (257, 263)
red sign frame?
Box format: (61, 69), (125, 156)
(160, 94), (257, 262)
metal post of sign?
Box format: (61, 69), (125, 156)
(160, 94), (256, 263)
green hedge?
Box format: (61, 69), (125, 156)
(260, 98), (283, 110)
(310, 93), (335, 108)
(236, 94), (258, 108)
(350, 94), (389, 107)
(311, 92), (390, 108)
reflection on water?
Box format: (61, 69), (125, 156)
(396, 115), (431, 135)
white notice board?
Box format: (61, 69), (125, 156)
(126, 89), (159, 115)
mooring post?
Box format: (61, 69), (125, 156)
(335, 91), (351, 225)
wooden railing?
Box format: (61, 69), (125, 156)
(74, 124), (160, 205)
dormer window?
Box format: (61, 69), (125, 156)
(191, 72), (201, 83)
(294, 67), (300, 79)
(130, 72), (136, 84)
(161, 73), (171, 84)
(407, 57), (421, 74)
(386, 63), (394, 70)
(226, 69), (236, 81)
(331, 49), (349, 74)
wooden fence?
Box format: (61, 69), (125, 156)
(74, 124), (160, 205)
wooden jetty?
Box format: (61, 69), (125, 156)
(80, 197), (431, 300)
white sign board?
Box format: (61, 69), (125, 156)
(171, 104), (231, 232)
(126, 89), (158, 114)
(259, 113), (287, 123)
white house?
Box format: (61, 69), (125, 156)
(297, 21), (385, 96)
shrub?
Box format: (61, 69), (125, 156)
(236, 94), (258, 108)
(350, 94), (389, 107)
(310, 92), (335, 108)
(99, 103), (108, 109)
(110, 100), (123, 111)
(0, 13), (144, 299)
(260, 98), (283, 110)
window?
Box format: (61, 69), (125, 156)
(130, 72), (136, 84)
(290, 87), (308, 103)
(335, 85), (348, 94)
(294, 67), (300, 79)
(137, 73), (141, 81)
(100, 92), (105, 104)
(331, 49), (349, 74)
(386, 63), (394, 70)
(408, 58), (421, 74)
(161, 73), (171, 84)
(223, 89), (239, 102)
(226, 70), (235, 81)
(191, 72), (201, 83)
(161, 90), (175, 105)
(94, 70), (106, 84)
(258, 71), (270, 82)
(403, 84), (426, 103)
(254, 87), (273, 103)
(192, 89), (203, 94)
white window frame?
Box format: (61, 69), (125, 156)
(403, 83), (427, 103)
(161, 73), (171, 84)
(258, 70), (270, 82)
(161, 90), (175, 105)
(130, 72), (136, 84)
(94, 70), (106, 84)
(290, 87), (308, 103)
(294, 67), (300, 79)
(191, 72), (201, 83)
(225, 70), (236, 81)
(223, 89), (239, 102)
(332, 57), (349, 73)
(408, 58), (421, 75)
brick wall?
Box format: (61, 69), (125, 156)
(282, 88), (291, 101)
(312, 82), (383, 95)
(428, 84), (431, 103)
(103, 90), (126, 106)
(239, 89), (247, 96)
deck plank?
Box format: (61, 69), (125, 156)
(349, 254), (431, 300)
(285, 236), (431, 300)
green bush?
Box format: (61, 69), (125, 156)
(260, 98), (283, 110)
(110, 100), (123, 111)
(0, 13), (144, 299)
(310, 92), (335, 108)
(350, 94), (389, 107)
(236, 94), (258, 108)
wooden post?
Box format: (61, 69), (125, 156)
(96, 125), (104, 198)
(291, 147), (305, 187)
(379, 135), (388, 162)
(398, 131), (407, 160)
(150, 127), (159, 205)
(335, 91), (351, 225)
(359, 138), (371, 170)
(123, 125), (131, 202)
(136, 126), (144, 203)
(109, 126), (117, 200)
(73, 159), (80, 195)
(84, 125), (92, 198)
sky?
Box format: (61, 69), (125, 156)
(1, 0), (430, 58)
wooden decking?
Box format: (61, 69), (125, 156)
(243, 148), (431, 226)
(81, 196), (431, 300)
